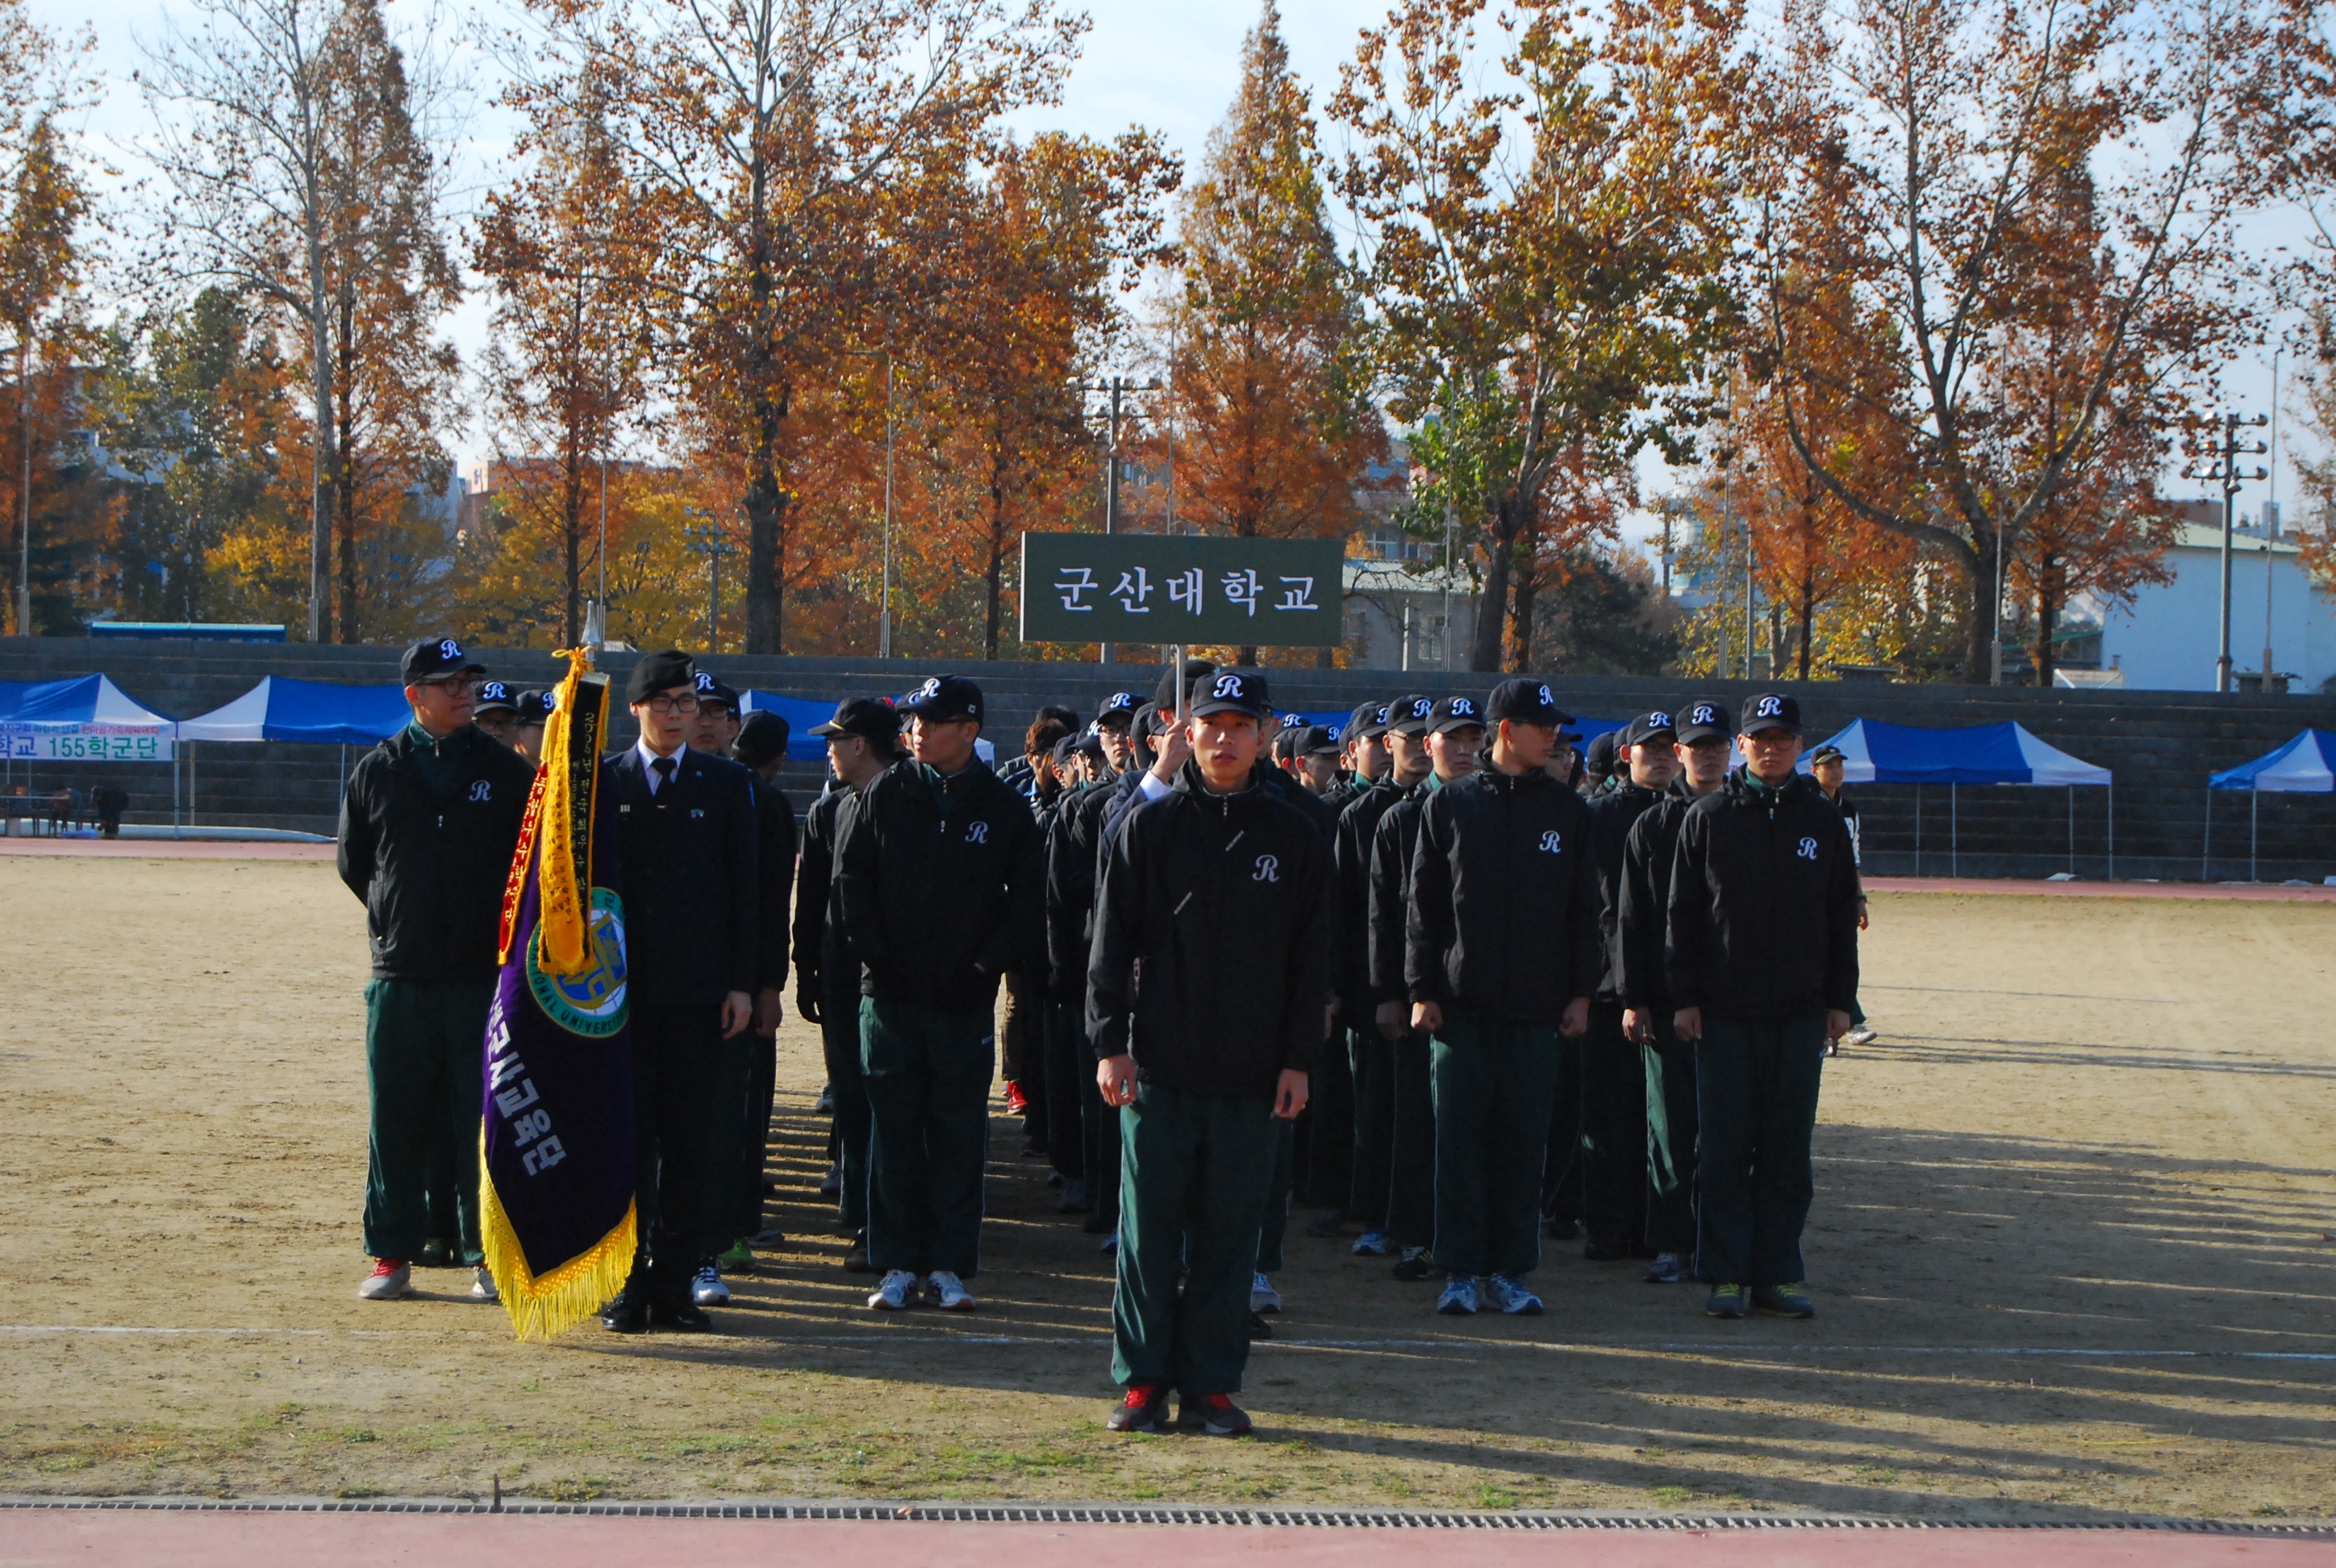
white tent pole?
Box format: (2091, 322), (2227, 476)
(172, 747), (180, 839)
(2106, 785), (2114, 880)
(2250, 790), (2259, 883)
(2068, 785), (2075, 875)
(1914, 784), (1922, 877)
(1950, 782), (1958, 878)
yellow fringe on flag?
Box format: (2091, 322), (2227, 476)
(481, 1126), (637, 1341)
(535, 647), (605, 980)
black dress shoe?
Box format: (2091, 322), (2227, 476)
(649, 1296), (713, 1331)
(600, 1295), (647, 1333)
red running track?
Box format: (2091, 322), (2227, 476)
(1, 1514), (2330, 1567)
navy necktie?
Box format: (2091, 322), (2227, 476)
(651, 755), (675, 794)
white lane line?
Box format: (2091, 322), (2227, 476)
(1, 1325), (2330, 1358)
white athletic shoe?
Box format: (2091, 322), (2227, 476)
(358, 1260), (411, 1301)
(471, 1266), (499, 1302)
(1351, 1230), (1390, 1257)
(1435, 1274), (1479, 1316)
(1487, 1273), (1544, 1316)
(691, 1266), (731, 1307)
(1250, 1272), (1283, 1315)
(868, 1269), (920, 1310)
(1843, 1027), (1877, 1047)
(926, 1271), (976, 1312)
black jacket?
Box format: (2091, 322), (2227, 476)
(1585, 778), (1669, 1003)
(1406, 764), (1601, 1022)
(1333, 778), (1406, 1011)
(1366, 778), (1433, 1003)
(749, 774), (798, 993)
(791, 784), (858, 1006)
(337, 724), (533, 980)
(604, 744), (761, 1007)
(1087, 761), (1333, 1099)
(1665, 771), (1860, 1020)
(1615, 781), (1701, 1015)
(1044, 780), (1116, 1003)
(832, 757), (1044, 1015)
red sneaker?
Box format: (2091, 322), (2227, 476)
(1106, 1384), (1169, 1432)
(1183, 1393), (1252, 1437)
(358, 1258), (411, 1301)
(1003, 1082), (1029, 1116)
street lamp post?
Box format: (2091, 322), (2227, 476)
(1081, 374), (1163, 665)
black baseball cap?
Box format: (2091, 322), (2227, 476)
(692, 672), (739, 713)
(1740, 692), (1803, 736)
(473, 679), (520, 715)
(732, 710), (790, 767)
(1074, 729), (1106, 761)
(1808, 742), (1846, 765)
(811, 695), (900, 748)
(402, 636), (486, 686)
(1675, 697), (1733, 744)
(1188, 667), (1271, 719)
(627, 648), (696, 703)
(1584, 730), (1620, 780)
(901, 673), (983, 723)
(514, 689), (553, 723)
(1296, 724), (1341, 756)
(1270, 726), (1300, 764)
(1130, 701), (1162, 736)
(1385, 694), (1436, 738)
(1487, 678), (1571, 727)
(1095, 690), (1145, 728)
(1347, 701), (1389, 741)
(1050, 734), (1080, 769)
(1153, 658), (1217, 713)
(1429, 694), (1487, 735)
(1622, 709), (1678, 748)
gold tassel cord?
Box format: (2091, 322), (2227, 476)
(480, 1124), (636, 1341)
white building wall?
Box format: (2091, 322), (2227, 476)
(2092, 524), (2336, 693)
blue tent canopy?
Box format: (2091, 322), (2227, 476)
(737, 690), (865, 761)
(2209, 729), (2336, 794)
(175, 676), (413, 746)
(1804, 717), (2111, 786)
(0, 673), (177, 727)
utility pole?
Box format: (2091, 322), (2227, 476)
(1080, 374), (1162, 665)
(2183, 411), (2269, 693)
(2263, 350), (2281, 692)
(682, 516), (732, 655)
(881, 354), (895, 659)
(15, 339), (30, 638)
(1991, 513), (2006, 686)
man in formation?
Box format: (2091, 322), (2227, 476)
(344, 639), (1858, 1407)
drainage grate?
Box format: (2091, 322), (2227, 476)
(1, 1497), (2329, 1534)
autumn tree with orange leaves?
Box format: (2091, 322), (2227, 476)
(513, 0), (1087, 655)
(473, 83), (652, 647)
(1741, 0), (2282, 682)
(920, 131), (1175, 659)
(1171, 1), (1380, 666)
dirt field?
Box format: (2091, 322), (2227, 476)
(0, 853), (2330, 1520)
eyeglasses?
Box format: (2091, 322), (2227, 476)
(644, 694), (701, 715)
(423, 674), (482, 694)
